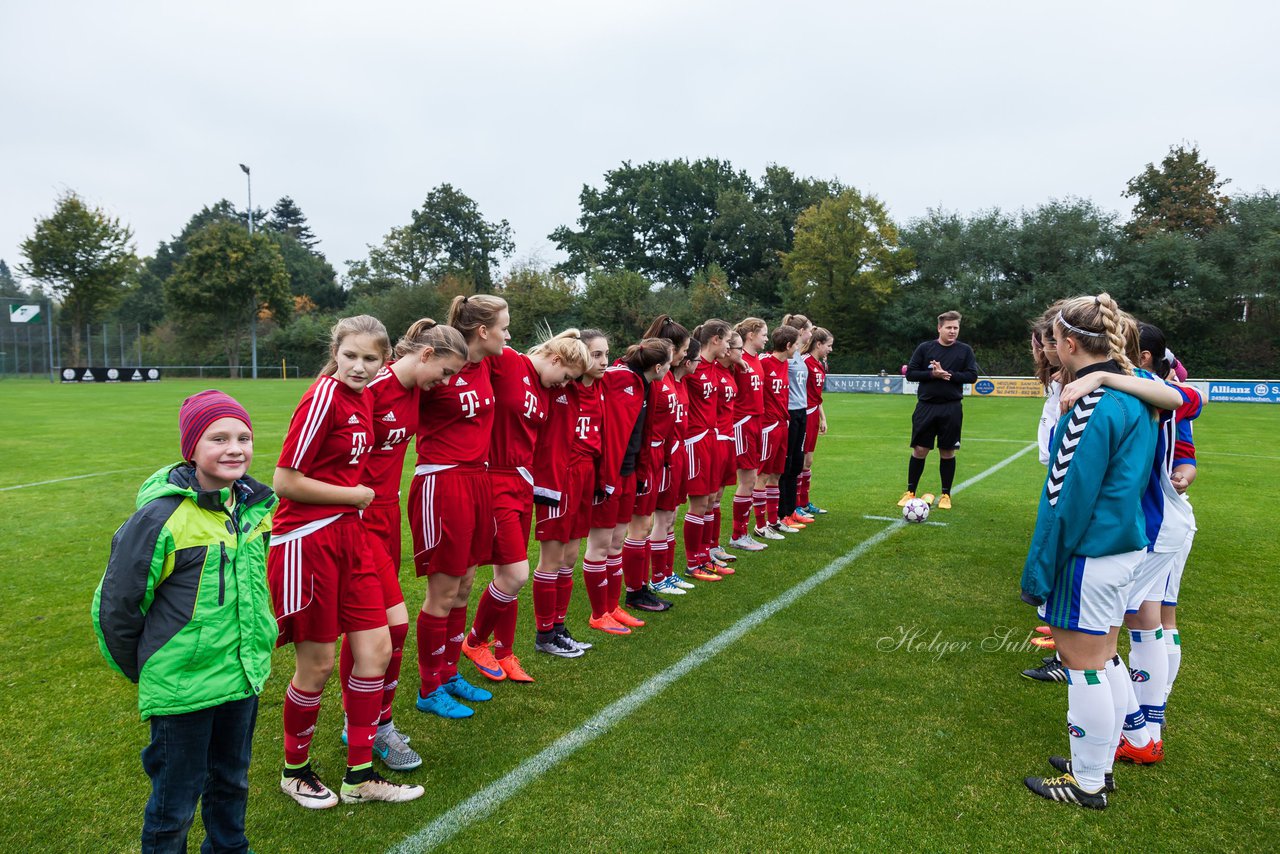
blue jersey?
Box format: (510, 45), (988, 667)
(1133, 369), (1203, 552)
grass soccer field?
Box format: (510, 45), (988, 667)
(0, 378), (1276, 852)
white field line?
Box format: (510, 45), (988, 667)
(863, 514), (948, 527)
(387, 443), (1037, 854)
(1199, 451), (1280, 461)
(0, 468), (151, 493)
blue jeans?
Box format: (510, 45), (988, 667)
(141, 695), (258, 854)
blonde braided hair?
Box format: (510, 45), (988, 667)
(1056, 293), (1134, 376)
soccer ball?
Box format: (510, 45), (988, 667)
(902, 498), (930, 523)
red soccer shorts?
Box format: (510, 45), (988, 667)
(490, 469), (534, 565)
(631, 443), (666, 518)
(536, 459), (592, 543)
(804, 407), (822, 454)
(364, 525), (405, 609)
(656, 444), (687, 512)
(591, 472), (636, 529)
(684, 431), (716, 496)
(717, 435), (737, 488)
(760, 420), (788, 476)
(268, 513), (389, 646)
(362, 499), (403, 570)
(734, 416), (762, 472)
(409, 465), (492, 578)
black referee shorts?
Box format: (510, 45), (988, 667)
(910, 401), (963, 450)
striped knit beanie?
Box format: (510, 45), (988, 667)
(179, 389), (252, 461)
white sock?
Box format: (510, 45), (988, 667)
(1129, 628), (1168, 742)
(1110, 654), (1151, 749)
(1067, 667), (1114, 792)
(1165, 628), (1182, 702)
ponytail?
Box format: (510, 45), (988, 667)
(528, 328), (591, 373)
(781, 313), (811, 331)
(620, 338), (672, 372)
(803, 327), (831, 354)
(693, 319), (730, 346)
(1138, 322), (1171, 379)
(643, 314), (690, 350)
(394, 317), (468, 361)
(447, 294), (508, 342)
(1055, 293), (1134, 375)
(735, 317), (766, 340)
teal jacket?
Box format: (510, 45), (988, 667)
(1021, 364), (1156, 607)
(92, 464), (277, 719)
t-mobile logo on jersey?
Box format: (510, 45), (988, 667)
(380, 426), (407, 451)
(459, 390), (481, 418)
(523, 390), (541, 420)
(575, 416), (592, 440)
(349, 431), (368, 465)
(751, 374), (762, 391)
(771, 379), (786, 394)
(702, 381), (714, 398)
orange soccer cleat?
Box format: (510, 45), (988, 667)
(611, 607), (646, 628)
(588, 612), (631, 635)
(1115, 736), (1164, 764)
(497, 654), (534, 683)
(461, 637), (506, 682)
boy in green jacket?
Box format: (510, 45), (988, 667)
(93, 390), (277, 854)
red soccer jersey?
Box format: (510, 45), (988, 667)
(734, 351), (765, 416)
(760, 354), (790, 425)
(272, 375), (375, 535)
(363, 363), (418, 503)
(804, 354), (827, 408)
(532, 382), (577, 503)
(647, 369), (681, 457)
(597, 365), (646, 494)
(571, 379), (605, 461)
(488, 347), (550, 471)
(672, 376), (691, 443)
(715, 361), (737, 436)
(685, 358), (719, 434)
(416, 357), (494, 467)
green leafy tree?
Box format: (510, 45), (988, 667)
(782, 189), (912, 350)
(578, 269), (658, 344)
(268, 231), (345, 311)
(166, 221), (292, 377)
(1124, 143), (1230, 239)
(551, 159), (757, 286)
(496, 264), (578, 347)
(351, 184), (514, 293)
(0, 259), (23, 297)
(689, 263), (733, 321)
(20, 191), (136, 363)
(114, 261), (167, 331)
(265, 196), (319, 249)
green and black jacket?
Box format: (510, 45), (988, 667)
(92, 464), (277, 719)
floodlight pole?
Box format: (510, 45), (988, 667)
(240, 163), (258, 379)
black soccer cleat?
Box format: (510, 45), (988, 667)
(1048, 756), (1115, 793)
(1024, 773), (1108, 809)
(1022, 657), (1067, 683)
(625, 588), (673, 612)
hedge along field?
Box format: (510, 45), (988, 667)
(0, 377), (1275, 852)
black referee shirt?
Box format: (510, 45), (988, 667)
(906, 340), (978, 403)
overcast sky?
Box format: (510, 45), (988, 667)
(3, 1), (1277, 285)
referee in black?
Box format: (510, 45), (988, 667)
(898, 310), (977, 510)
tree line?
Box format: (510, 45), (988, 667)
(10, 144), (1278, 378)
